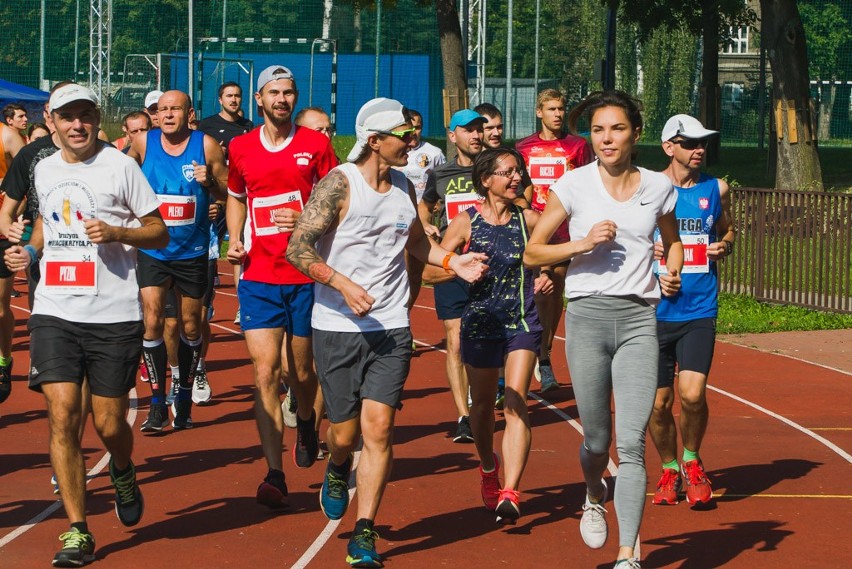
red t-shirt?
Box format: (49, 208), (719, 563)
(228, 125), (338, 284)
(515, 132), (594, 212)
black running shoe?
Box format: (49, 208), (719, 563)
(171, 399), (193, 430)
(293, 411), (319, 468)
(52, 527), (95, 567)
(139, 403), (169, 433)
(109, 459), (144, 527)
(452, 416), (474, 443)
(0, 357), (12, 404)
(256, 469), (289, 508)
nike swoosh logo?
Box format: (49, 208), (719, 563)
(640, 200), (652, 206)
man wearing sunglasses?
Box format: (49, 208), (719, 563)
(419, 109), (486, 444)
(650, 114), (736, 509)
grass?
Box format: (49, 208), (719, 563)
(717, 292), (852, 334)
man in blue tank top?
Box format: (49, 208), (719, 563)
(127, 90), (228, 432)
(650, 114), (736, 508)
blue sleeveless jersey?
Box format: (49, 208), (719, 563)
(140, 129), (211, 260)
(657, 173), (722, 321)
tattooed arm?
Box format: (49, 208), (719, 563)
(286, 169), (375, 316)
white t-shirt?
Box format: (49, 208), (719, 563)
(33, 145), (161, 323)
(398, 141), (446, 202)
(312, 162), (416, 332)
(551, 161), (677, 304)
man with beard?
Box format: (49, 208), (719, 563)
(198, 81), (254, 156)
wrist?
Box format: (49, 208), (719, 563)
(442, 252), (457, 272)
(23, 244), (38, 265)
(722, 239), (734, 256)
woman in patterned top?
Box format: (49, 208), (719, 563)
(440, 147), (553, 524)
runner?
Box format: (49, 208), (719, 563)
(144, 90), (163, 128)
(113, 111), (151, 152)
(473, 103), (504, 150)
(440, 146), (551, 523)
(524, 90), (683, 569)
(4, 83), (167, 567)
(197, 81), (254, 154)
(285, 97), (487, 568)
(2, 103), (28, 138)
(418, 108), (485, 443)
(516, 88), (594, 392)
(226, 65), (337, 507)
(127, 89), (228, 432)
(294, 106), (334, 138)
(649, 114), (736, 508)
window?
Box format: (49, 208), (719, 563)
(724, 26), (750, 55)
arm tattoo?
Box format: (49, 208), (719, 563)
(286, 169), (348, 283)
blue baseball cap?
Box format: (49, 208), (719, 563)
(448, 109), (486, 131)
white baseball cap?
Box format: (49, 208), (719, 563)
(661, 114), (718, 142)
(48, 84), (98, 113)
(257, 65), (295, 92)
(144, 90), (164, 109)
(346, 98), (408, 162)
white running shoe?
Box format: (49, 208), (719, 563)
(281, 390), (298, 429)
(580, 478), (609, 549)
(165, 378), (180, 405)
(192, 370), (213, 405)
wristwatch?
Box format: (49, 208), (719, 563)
(722, 239), (734, 256)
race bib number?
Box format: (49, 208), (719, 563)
(43, 249), (98, 295)
(252, 191), (304, 236)
(445, 192), (483, 223)
(157, 195), (197, 227)
(528, 155), (568, 186)
(658, 234), (710, 274)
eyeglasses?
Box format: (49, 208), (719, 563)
(671, 138), (708, 150)
(315, 126), (334, 135)
(370, 127), (417, 142)
(492, 167), (524, 178)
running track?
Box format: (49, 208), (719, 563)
(1, 261), (850, 568)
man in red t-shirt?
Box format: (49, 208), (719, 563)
(516, 89), (593, 393)
(226, 65), (337, 508)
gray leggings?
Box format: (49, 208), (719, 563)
(565, 295), (658, 549)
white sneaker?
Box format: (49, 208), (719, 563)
(614, 559), (641, 568)
(281, 390), (298, 429)
(192, 369), (213, 405)
(233, 309), (240, 324)
(166, 378), (180, 405)
(580, 478), (608, 549)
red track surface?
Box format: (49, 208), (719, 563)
(1, 262), (850, 568)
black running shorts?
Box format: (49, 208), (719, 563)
(657, 318), (717, 388)
(137, 251), (208, 299)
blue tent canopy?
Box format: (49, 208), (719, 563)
(0, 78), (49, 104)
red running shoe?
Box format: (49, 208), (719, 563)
(652, 468), (682, 505)
(139, 360), (149, 382)
(681, 459), (713, 506)
(495, 488), (520, 524)
(479, 454), (501, 511)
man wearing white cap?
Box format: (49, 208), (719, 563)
(649, 114), (735, 508)
(226, 65), (337, 508)
(144, 90), (163, 128)
(418, 108), (486, 444)
(287, 98), (487, 568)
(4, 83), (168, 567)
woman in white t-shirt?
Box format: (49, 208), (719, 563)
(524, 90), (684, 569)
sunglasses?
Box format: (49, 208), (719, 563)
(370, 127), (417, 142)
(672, 138), (708, 150)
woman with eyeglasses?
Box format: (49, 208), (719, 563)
(439, 146), (553, 524)
(524, 90), (683, 569)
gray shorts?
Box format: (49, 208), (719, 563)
(313, 327), (412, 423)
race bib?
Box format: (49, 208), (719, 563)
(445, 192), (483, 223)
(252, 191), (304, 236)
(43, 248), (98, 295)
(157, 195), (197, 227)
(658, 234), (710, 274)
(528, 155), (568, 186)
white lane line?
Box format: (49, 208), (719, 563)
(0, 390), (139, 548)
(717, 339), (852, 377)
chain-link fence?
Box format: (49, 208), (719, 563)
(2, 0), (850, 145)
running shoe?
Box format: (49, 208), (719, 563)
(681, 459), (713, 506)
(138, 360), (149, 383)
(165, 378), (179, 406)
(479, 454), (501, 511)
(539, 362), (559, 393)
(579, 478), (608, 549)
(52, 527), (95, 568)
(109, 458), (144, 527)
(256, 469), (289, 508)
(233, 309), (240, 324)
(495, 488), (521, 524)
(171, 399), (193, 430)
(0, 357), (12, 404)
(140, 403), (169, 433)
(614, 558), (642, 568)
(281, 390), (298, 429)
(51, 473), (59, 495)
(494, 377), (505, 410)
(192, 369), (213, 405)
(652, 468), (682, 505)
(320, 459), (351, 520)
(293, 411), (319, 468)
(346, 527), (383, 568)
(452, 416), (474, 443)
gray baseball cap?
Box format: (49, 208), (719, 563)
(257, 65), (295, 92)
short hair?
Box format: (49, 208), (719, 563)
(122, 110), (151, 128)
(218, 81), (242, 98)
(474, 103), (502, 120)
(3, 103), (26, 122)
(567, 90), (644, 135)
(472, 147), (526, 197)
(49, 80), (76, 95)
(408, 108), (423, 122)
(27, 122), (49, 138)
(536, 88), (565, 109)
(294, 106), (329, 125)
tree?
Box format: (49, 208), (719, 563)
(761, 0), (823, 190)
(436, 0), (466, 160)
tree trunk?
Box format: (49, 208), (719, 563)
(436, 0), (468, 161)
(698, 0), (721, 165)
(817, 81), (835, 142)
(321, 0), (333, 52)
(354, 3), (362, 53)
(761, 0), (823, 191)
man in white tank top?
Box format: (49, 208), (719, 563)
(286, 98), (487, 568)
